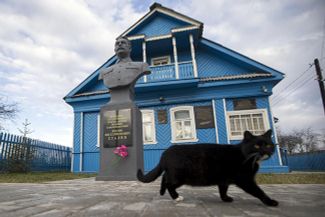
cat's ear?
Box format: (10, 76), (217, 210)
(263, 129), (272, 138)
(243, 131), (254, 140)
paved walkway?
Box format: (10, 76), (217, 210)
(0, 178), (324, 217)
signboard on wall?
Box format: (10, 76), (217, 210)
(194, 106), (215, 129)
(233, 99), (256, 110)
(157, 109), (167, 124)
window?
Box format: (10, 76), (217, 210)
(151, 56), (170, 66)
(226, 109), (270, 140)
(141, 110), (157, 144)
(170, 106), (198, 143)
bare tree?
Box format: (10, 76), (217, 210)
(277, 127), (323, 154)
(18, 119), (34, 137)
(0, 97), (18, 130)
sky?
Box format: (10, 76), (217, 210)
(0, 0), (324, 147)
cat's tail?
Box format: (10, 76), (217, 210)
(137, 164), (163, 183)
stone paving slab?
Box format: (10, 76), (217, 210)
(0, 178), (324, 217)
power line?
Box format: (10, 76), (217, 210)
(273, 78), (315, 106)
(272, 63), (314, 101)
(272, 76), (317, 106)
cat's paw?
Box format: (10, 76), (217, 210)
(221, 196), (234, 203)
(263, 198), (279, 207)
(175, 196), (184, 202)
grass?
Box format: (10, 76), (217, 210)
(0, 172), (324, 184)
(0, 172), (96, 183)
(256, 173), (325, 184)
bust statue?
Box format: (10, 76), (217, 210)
(99, 37), (151, 104)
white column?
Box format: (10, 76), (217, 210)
(172, 37), (179, 79)
(79, 112), (83, 172)
(268, 97), (283, 166)
(212, 99), (219, 143)
(223, 98), (230, 144)
(189, 34), (198, 78)
(142, 41), (148, 83)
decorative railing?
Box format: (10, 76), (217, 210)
(137, 61), (194, 83)
(148, 63), (176, 81)
(179, 61), (194, 79)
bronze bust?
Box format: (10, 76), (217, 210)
(99, 37), (151, 103)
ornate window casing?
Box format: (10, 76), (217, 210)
(226, 109), (270, 140)
(151, 56), (171, 66)
(170, 106), (198, 143)
(141, 110), (157, 144)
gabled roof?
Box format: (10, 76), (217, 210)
(119, 3), (203, 38)
(64, 3), (284, 102)
(64, 55), (117, 100)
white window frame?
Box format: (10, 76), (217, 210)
(170, 106), (198, 143)
(151, 56), (171, 66)
(141, 110), (157, 145)
(226, 109), (270, 140)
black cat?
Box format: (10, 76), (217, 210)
(137, 130), (279, 206)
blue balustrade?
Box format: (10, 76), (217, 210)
(148, 63), (176, 82)
(137, 61), (194, 84)
(179, 61), (194, 79)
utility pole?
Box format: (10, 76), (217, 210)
(314, 58), (325, 115)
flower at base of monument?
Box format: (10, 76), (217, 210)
(113, 145), (128, 159)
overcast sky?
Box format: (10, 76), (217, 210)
(0, 0), (324, 147)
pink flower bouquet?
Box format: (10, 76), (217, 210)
(113, 145), (128, 159)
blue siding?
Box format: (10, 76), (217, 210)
(73, 154), (80, 172)
(130, 13), (189, 37)
(83, 152), (99, 172)
(196, 45), (249, 78)
(73, 113), (81, 153)
(197, 128), (217, 143)
(144, 149), (165, 172)
(83, 112), (99, 153)
(214, 99), (228, 144)
(178, 50), (192, 63)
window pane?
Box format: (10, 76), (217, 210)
(230, 118), (235, 131)
(174, 110), (190, 120)
(144, 124), (153, 141)
(184, 125), (192, 138)
(235, 118), (241, 131)
(143, 113), (152, 123)
(175, 122), (183, 139)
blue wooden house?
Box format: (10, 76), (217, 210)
(64, 3), (288, 173)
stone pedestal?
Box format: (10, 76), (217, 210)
(96, 102), (144, 181)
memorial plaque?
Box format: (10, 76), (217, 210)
(103, 109), (132, 148)
(157, 110), (167, 124)
(234, 99), (256, 110)
(194, 106), (215, 129)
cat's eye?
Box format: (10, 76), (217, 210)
(254, 145), (260, 149)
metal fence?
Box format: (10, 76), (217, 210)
(0, 132), (71, 172)
(280, 148), (325, 171)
